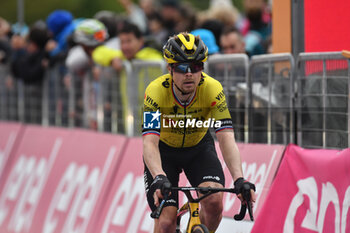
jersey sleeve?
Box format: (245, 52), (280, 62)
(208, 79), (233, 132)
(92, 45), (123, 66)
(142, 82), (162, 136)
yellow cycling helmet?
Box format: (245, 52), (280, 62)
(163, 32), (208, 63)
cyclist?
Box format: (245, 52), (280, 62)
(143, 32), (256, 233)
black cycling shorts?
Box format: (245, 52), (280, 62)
(144, 131), (225, 212)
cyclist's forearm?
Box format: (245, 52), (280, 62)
(216, 130), (243, 181)
(143, 136), (166, 178)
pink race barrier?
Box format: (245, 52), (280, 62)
(216, 143), (285, 219)
(88, 137), (150, 233)
(251, 144), (350, 233)
(0, 125), (127, 233)
(0, 122), (23, 182)
(0, 121), (294, 232)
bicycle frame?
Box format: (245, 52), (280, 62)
(151, 186), (254, 233)
(176, 188), (204, 233)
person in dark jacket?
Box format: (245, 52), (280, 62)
(10, 21), (51, 124)
(11, 20), (50, 84)
(0, 17), (12, 64)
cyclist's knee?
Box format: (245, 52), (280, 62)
(201, 193), (223, 215)
(157, 217), (176, 232)
(155, 206), (177, 233)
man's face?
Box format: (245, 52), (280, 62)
(220, 32), (245, 54)
(119, 32), (143, 60)
(169, 63), (203, 95)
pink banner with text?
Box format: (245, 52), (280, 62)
(0, 122), (23, 183)
(216, 142), (285, 219)
(0, 126), (127, 233)
(251, 144), (350, 233)
(89, 138), (151, 233)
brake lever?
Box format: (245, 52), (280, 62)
(150, 182), (172, 219)
(233, 203), (247, 221)
(233, 183), (254, 221)
(246, 198), (254, 221)
(150, 193), (169, 219)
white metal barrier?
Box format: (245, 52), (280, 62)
(206, 54), (249, 142)
(248, 53), (295, 145)
(1, 52), (349, 149)
(296, 52), (349, 149)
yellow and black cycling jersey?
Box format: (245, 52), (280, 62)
(142, 72), (233, 148)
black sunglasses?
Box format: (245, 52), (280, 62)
(172, 62), (204, 74)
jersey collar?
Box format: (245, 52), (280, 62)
(171, 82), (196, 107)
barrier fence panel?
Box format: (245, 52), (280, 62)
(67, 70), (84, 129)
(1, 52), (350, 149)
(97, 67), (124, 134)
(129, 60), (166, 136)
(206, 54), (249, 142)
(296, 52), (349, 149)
(45, 64), (70, 128)
(0, 65), (19, 122)
(18, 79), (43, 125)
(248, 53), (295, 144)
(0, 65), (7, 120)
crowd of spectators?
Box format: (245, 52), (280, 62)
(0, 0), (272, 130)
(0, 0), (272, 67)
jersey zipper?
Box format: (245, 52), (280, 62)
(181, 105), (187, 147)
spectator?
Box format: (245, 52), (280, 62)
(65, 19), (109, 130)
(263, 35), (272, 54)
(175, 2), (197, 33)
(238, 0), (271, 56)
(197, 2), (239, 30)
(139, 0), (158, 19)
(92, 22), (162, 70)
(209, 0), (235, 9)
(118, 0), (148, 34)
(240, 0), (271, 38)
(92, 22), (163, 133)
(146, 12), (171, 50)
(11, 22), (29, 37)
(66, 18), (109, 74)
(220, 26), (247, 55)
(191, 28), (219, 56)
(9, 22), (29, 69)
(10, 20), (50, 124)
(199, 19), (224, 49)
(46, 10), (82, 63)
(207, 6), (239, 29)
(11, 20), (50, 84)
(94, 10), (125, 50)
(0, 17), (12, 64)
(159, 0), (180, 34)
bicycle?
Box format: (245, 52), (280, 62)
(151, 183), (254, 233)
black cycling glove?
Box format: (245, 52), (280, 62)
(147, 174), (172, 199)
(234, 177), (256, 196)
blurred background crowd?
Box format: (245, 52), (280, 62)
(0, 0), (273, 133)
(1, 0), (348, 149)
(0, 0), (272, 83)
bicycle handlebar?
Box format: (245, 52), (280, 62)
(233, 183), (254, 221)
(150, 185), (254, 221)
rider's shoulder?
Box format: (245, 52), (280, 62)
(147, 74), (172, 90)
(200, 72), (223, 90)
